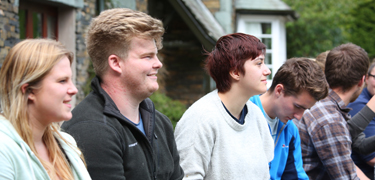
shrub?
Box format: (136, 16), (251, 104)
(149, 92), (186, 128)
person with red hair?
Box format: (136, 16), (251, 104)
(175, 33), (274, 179)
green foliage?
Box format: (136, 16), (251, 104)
(348, 0), (375, 58)
(283, 0), (366, 58)
(83, 61), (96, 96)
(149, 92), (186, 127)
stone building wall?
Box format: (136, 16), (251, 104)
(0, 0), (211, 107)
(0, 0), (19, 66)
(75, 0), (96, 103)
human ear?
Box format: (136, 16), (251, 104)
(275, 84), (284, 97)
(358, 75), (365, 87)
(108, 55), (122, 74)
(229, 69), (240, 81)
(21, 83), (29, 94)
(21, 84), (34, 101)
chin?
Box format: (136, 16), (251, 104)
(61, 113), (73, 121)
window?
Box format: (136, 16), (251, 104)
(237, 15), (287, 86)
(19, 1), (58, 39)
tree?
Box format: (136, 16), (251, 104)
(348, 0), (375, 59)
(283, 0), (366, 58)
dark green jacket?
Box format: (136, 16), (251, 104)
(62, 76), (184, 180)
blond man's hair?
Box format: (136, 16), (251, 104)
(86, 8), (165, 77)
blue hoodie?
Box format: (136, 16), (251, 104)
(0, 116), (91, 180)
(250, 95), (308, 180)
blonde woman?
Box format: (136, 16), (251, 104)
(0, 39), (90, 180)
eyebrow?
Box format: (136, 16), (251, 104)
(141, 52), (157, 57)
(253, 57), (264, 61)
(294, 103), (308, 110)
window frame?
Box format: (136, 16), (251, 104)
(19, 1), (58, 39)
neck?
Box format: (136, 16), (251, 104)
(218, 85), (254, 119)
(259, 91), (276, 119)
(27, 111), (47, 145)
(101, 79), (141, 124)
(331, 86), (358, 106)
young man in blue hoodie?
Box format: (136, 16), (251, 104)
(250, 58), (328, 180)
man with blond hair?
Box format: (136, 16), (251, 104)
(62, 8), (184, 180)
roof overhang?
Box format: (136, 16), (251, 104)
(235, 0), (298, 21)
(168, 0), (226, 50)
(236, 9), (298, 21)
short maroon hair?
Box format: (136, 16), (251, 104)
(205, 33), (266, 92)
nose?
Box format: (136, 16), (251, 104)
(68, 81), (78, 95)
(264, 65), (271, 76)
(293, 111), (304, 120)
(153, 56), (163, 69)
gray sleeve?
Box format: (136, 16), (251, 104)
(348, 105), (375, 154)
(348, 105), (375, 138)
(352, 132), (375, 154)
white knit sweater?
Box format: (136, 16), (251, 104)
(175, 90), (274, 180)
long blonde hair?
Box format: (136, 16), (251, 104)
(0, 39), (80, 179)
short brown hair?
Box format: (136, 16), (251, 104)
(205, 33), (266, 93)
(86, 8), (165, 77)
(315, 50), (329, 71)
(325, 43), (369, 92)
(269, 58), (328, 101)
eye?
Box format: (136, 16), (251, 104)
(294, 104), (306, 110)
(59, 79), (67, 83)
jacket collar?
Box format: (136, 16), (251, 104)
(91, 76), (156, 143)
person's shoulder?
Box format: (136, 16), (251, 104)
(286, 121), (301, 136)
(59, 131), (76, 144)
(63, 95), (108, 129)
(246, 100), (264, 117)
(155, 110), (172, 125)
(304, 99), (338, 122)
(189, 91), (218, 110)
(181, 91), (222, 119)
(0, 131), (18, 151)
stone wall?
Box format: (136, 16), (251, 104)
(0, 0), (19, 66)
(75, 0), (96, 103)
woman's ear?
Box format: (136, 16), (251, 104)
(21, 83), (29, 94)
(21, 84), (34, 101)
(229, 69), (240, 81)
